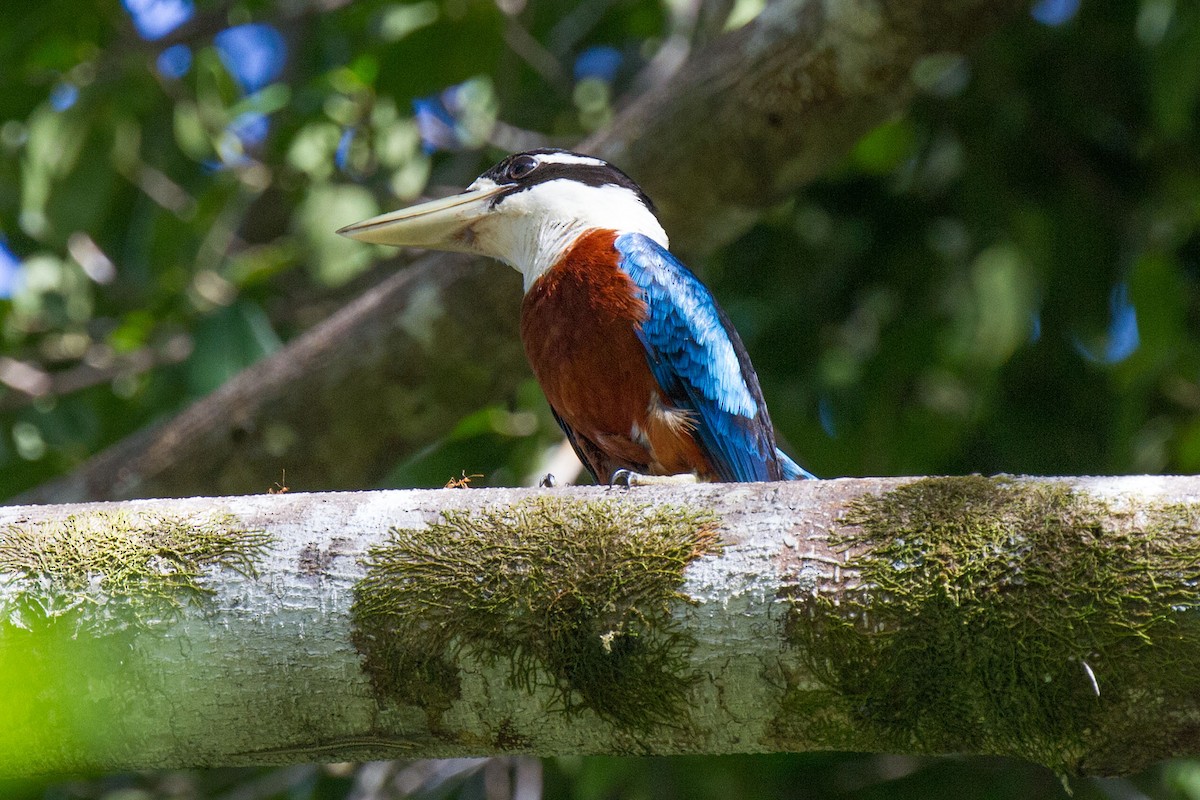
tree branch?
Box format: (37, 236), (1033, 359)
(17, 0), (1024, 504)
(18, 255), (527, 502)
(2, 476), (1197, 777)
(593, 0), (1025, 251)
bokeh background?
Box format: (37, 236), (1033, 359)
(1, 0), (1199, 796)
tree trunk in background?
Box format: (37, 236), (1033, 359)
(17, 0), (1024, 504)
(3, 475), (1198, 776)
(593, 0), (1023, 252)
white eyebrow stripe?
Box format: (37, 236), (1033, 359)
(533, 152), (608, 168)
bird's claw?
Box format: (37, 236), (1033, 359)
(607, 470), (699, 488)
(538, 472), (557, 488)
(608, 469), (634, 489)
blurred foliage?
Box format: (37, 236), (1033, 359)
(1, 0), (1200, 796)
(726, 0), (1200, 482)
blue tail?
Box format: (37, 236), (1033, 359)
(778, 449), (817, 480)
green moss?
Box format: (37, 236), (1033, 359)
(0, 509), (271, 772)
(0, 510), (272, 628)
(351, 496), (721, 732)
(775, 476), (1200, 773)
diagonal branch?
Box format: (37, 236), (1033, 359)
(593, 0), (1025, 251)
(19, 255), (526, 502)
(17, 0), (1024, 504)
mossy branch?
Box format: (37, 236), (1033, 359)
(2, 477), (1199, 776)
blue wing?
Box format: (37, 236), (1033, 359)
(615, 232), (805, 482)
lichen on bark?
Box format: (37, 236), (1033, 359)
(0, 509), (272, 630)
(775, 476), (1200, 774)
(351, 496), (722, 733)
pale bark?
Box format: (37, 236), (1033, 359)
(3, 476), (1199, 777)
(17, 0), (1024, 505)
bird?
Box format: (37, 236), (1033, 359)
(337, 149), (814, 485)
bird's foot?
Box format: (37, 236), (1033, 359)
(538, 473), (557, 488)
(608, 469), (699, 488)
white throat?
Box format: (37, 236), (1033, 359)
(470, 179), (670, 292)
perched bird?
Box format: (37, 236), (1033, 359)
(337, 149), (814, 485)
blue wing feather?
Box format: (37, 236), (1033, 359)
(778, 448), (818, 480)
(614, 232), (787, 482)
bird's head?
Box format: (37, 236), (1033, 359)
(337, 149), (669, 289)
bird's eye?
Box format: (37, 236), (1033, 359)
(506, 155), (538, 180)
